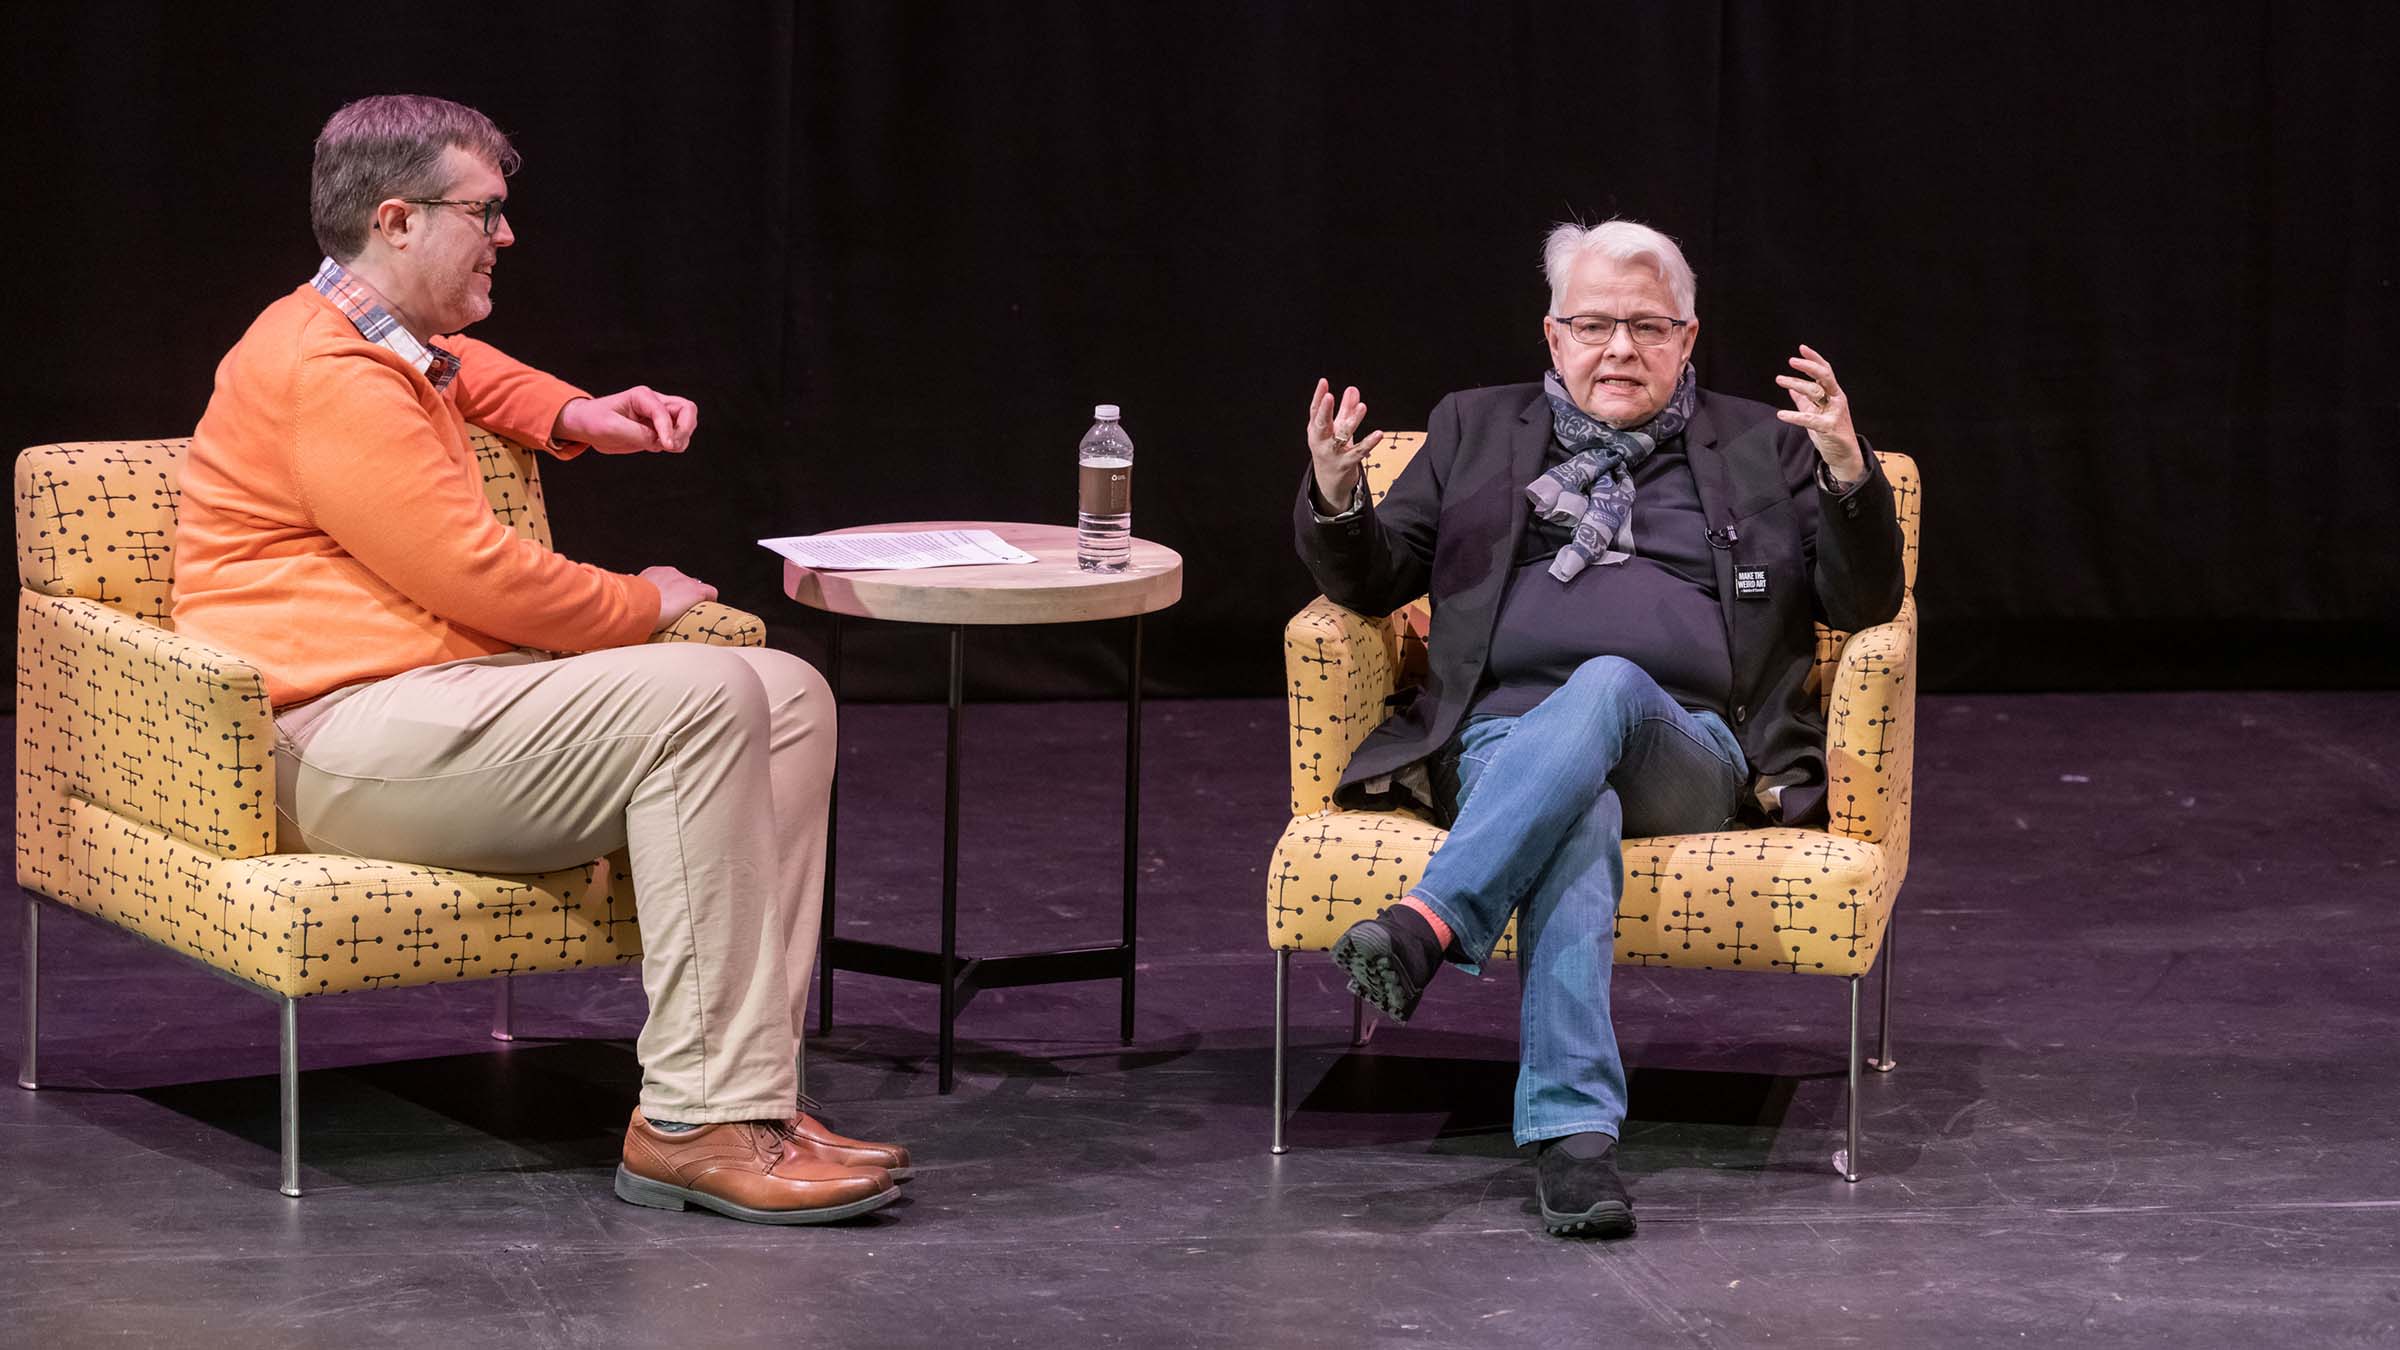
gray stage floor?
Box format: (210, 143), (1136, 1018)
(4, 692), (2396, 1348)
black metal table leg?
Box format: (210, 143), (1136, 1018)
(810, 598), (1162, 1095)
(1121, 613), (1143, 1045)
(818, 613), (843, 1036)
(939, 625), (965, 1093)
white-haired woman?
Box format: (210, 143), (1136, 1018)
(1294, 219), (1906, 1239)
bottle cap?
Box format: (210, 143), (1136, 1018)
(1093, 404), (1121, 420)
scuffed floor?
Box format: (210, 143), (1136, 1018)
(3, 692), (2396, 1347)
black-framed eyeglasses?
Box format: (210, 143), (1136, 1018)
(1552, 313), (1688, 347)
(401, 197), (508, 237)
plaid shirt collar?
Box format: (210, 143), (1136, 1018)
(310, 257), (461, 391)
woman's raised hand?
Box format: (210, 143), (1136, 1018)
(1306, 377), (1384, 510)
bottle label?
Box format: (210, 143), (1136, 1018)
(1079, 458), (1131, 515)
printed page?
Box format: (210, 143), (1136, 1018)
(759, 528), (1038, 571)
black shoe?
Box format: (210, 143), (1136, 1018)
(1536, 1136), (1635, 1238)
(1330, 906), (1443, 1023)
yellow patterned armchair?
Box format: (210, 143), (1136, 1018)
(1267, 434), (1922, 1179)
(13, 429), (764, 1195)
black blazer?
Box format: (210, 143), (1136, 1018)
(1294, 382), (1906, 826)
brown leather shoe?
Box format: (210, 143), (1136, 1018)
(616, 1110), (896, 1224)
(785, 1106), (915, 1181)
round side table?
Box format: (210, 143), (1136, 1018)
(781, 521), (1183, 1092)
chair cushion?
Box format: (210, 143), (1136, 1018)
(58, 798), (642, 998)
(1268, 811), (1894, 978)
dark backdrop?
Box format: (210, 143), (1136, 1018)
(7, 1), (2395, 701)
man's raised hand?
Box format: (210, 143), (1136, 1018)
(556, 386), (701, 454)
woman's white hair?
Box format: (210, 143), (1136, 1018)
(1542, 219), (1697, 320)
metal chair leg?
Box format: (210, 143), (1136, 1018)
(279, 997), (302, 1198)
(1839, 975), (1862, 1183)
(1872, 911), (1897, 1072)
(1271, 949), (1290, 1155)
(1349, 993), (1368, 1047)
(795, 1037), (808, 1101)
(17, 896), (38, 1091)
(490, 975), (514, 1042)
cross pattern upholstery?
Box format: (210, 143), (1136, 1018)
(1266, 432), (1922, 1172)
(14, 430), (766, 1000)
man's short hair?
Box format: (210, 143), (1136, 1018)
(310, 95), (520, 262)
(1542, 219), (1698, 321)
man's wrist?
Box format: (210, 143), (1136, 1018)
(550, 397), (591, 450)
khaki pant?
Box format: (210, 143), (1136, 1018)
(272, 644), (833, 1123)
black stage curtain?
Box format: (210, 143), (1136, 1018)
(6, 2), (2394, 701)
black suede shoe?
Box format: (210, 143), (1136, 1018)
(1536, 1136), (1635, 1238)
(1330, 905), (1444, 1023)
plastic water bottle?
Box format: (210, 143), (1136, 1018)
(1076, 404), (1134, 572)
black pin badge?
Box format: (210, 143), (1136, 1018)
(1735, 564), (1770, 600)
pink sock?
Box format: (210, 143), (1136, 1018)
(1398, 895), (1455, 952)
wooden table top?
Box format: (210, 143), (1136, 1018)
(780, 521), (1183, 625)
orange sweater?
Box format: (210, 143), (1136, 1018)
(173, 285), (660, 707)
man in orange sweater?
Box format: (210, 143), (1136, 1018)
(173, 94), (910, 1226)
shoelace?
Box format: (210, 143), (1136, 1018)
(751, 1118), (802, 1166)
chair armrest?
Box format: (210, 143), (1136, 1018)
(1284, 595), (1409, 815)
(16, 591), (276, 863)
(648, 601), (765, 648)
(1822, 595), (1917, 870)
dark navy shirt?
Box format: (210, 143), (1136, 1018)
(1469, 438), (1732, 721)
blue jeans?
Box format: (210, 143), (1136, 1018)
(1413, 656), (1747, 1147)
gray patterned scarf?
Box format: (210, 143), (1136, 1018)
(1526, 364), (1698, 581)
